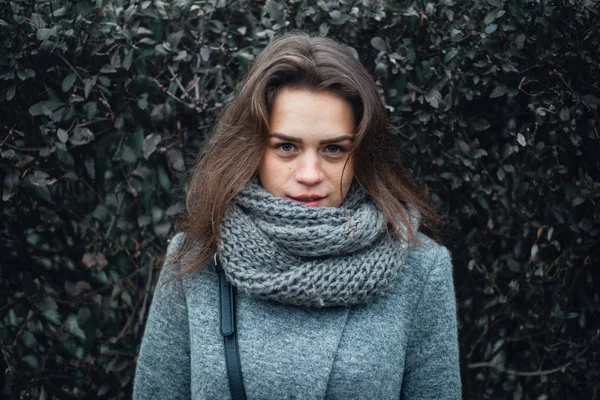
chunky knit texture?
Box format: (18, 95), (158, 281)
(218, 180), (420, 307)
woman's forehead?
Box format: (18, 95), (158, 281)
(268, 88), (356, 140)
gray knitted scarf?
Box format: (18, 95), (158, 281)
(218, 180), (420, 308)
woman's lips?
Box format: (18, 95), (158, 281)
(288, 196), (326, 207)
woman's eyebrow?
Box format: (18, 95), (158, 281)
(270, 133), (354, 145)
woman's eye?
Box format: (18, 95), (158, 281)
(276, 143), (295, 152)
(325, 145), (343, 154)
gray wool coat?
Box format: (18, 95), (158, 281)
(133, 232), (462, 399)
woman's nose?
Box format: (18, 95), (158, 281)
(294, 154), (324, 185)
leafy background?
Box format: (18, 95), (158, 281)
(1, 0), (598, 398)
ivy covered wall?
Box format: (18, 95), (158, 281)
(1, 0), (598, 398)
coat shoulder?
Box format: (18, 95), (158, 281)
(388, 232), (454, 302)
(403, 233), (452, 276)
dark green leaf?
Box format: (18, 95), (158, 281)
(143, 134), (161, 159)
(84, 76), (97, 99)
(6, 84), (15, 100)
(158, 166), (172, 191)
(61, 73), (77, 92)
(166, 202), (184, 216)
(39, 297), (58, 311)
(425, 90), (442, 109)
(485, 24), (498, 34)
(41, 309), (61, 325)
(201, 46), (210, 62)
(559, 107), (570, 121)
(469, 118), (491, 131)
(110, 50), (122, 68)
(65, 314), (86, 340)
(69, 127), (94, 146)
(123, 48), (134, 70)
(100, 65), (117, 74)
(121, 146), (138, 163)
(484, 10), (497, 25)
(29, 100), (63, 116)
(52, 7), (67, 17)
(138, 94), (149, 110)
(264, 0), (284, 23)
(490, 86), (506, 98)
(581, 94), (599, 110)
(370, 37), (386, 52)
(57, 128), (69, 143)
(458, 140), (470, 154)
(28, 170), (56, 187)
(22, 355), (40, 370)
(444, 49), (458, 63)
(36, 27), (57, 40)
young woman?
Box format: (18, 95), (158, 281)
(133, 32), (461, 399)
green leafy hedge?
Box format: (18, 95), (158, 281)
(1, 0), (598, 398)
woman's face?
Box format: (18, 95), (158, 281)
(258, 87), (356, 208)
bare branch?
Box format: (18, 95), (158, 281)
(468, 361), (572, 376)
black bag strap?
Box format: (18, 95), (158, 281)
(214, 254), (247, 400)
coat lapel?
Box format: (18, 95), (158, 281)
(237, 294), (350, 399)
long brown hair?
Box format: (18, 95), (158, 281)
(172, 31), (441, 276)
